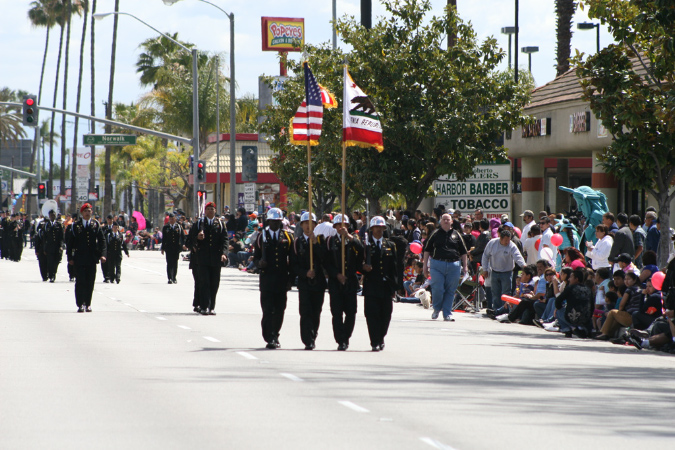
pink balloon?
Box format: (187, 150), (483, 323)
(550, 233), (564, 247)
(651, 271), (666, 291)
(410, 242), (423, 254)
(513, 226), (522, 238)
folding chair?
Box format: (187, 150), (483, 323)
(453, 273), (486, 313)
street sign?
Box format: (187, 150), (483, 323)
(83, 134), (137, 146)
(245, 203), (255, 212)
(88, 192), (98, 201)
(244, 182), (256, 203)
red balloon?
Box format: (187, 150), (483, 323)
(513, 226), (522, 238)
(551, 233), (564, 247)
(534, 237), (541, 251)
(651, 271), (666, 290)
(410, 242), (423, 254)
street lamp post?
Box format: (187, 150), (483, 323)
(514, 0), (519, 83)
(500, 26), (517, 69)
(521, 46), (539, 72)
(577, 22), (600, 53)
(163, 0), (235, 214)
(94, 11), (201, 217)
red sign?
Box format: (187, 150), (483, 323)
(261, 17), (305, 52)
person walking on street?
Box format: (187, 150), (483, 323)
(101, 215), (115, 282)
(161, 213), (185, 284)
(290, 212), (327, 350)
(188, 202), (228, 315)
(481, 229), (526, 313)
(66, 204), (107, 312)
(325, 214), (364, 351)
(41, 209), (64, 282)
(423, 213), (469, 322)
(253, 208), (293, 349)
(106, 223), (129, 283)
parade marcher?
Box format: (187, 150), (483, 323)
(64, 214), (77, 281)
(161, 213), (184, 284)
(253, 207), (293, 349)
(290, 212), (327, 350)
(66, 204), (107, 312)
(106, 223), (129, 283)
(0, 210), (7, 259)
(101, 215), (115, 282)
(188, 202), (228, 315)
(41, 209), (64, 282)
(360, 216), (398, 351)
(423, 213), (469, 321)
(184, 224), (201, 313)
(325, 214), (364, 351)
(34, 218), (48, 281)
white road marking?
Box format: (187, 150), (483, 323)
(236, 351), (258, 360)
(280, 373), (304, 382)
(203, 336), (220, 343)
(155, 316), (167, 321)
(124, 303), (132, 306)
(177, 325), (191, 330)
(419, 437), (457, 450)
(338, 401), (369, 413)
(139, 310), (147, 313)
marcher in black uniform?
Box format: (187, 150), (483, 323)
(253, 207), (293, 349)
(34, 219), (48, 280)
(161, 213), (184, 284)
(106, 223), (129, 283)
(188, 201), (228, 315)
(290, 212), (327, 350)
(360, 216), (398, 351)
(66, 204), (107, 312)
(0, 211), (7, 259)
(100, 215), (115, 282)
(185, 228), (201, 313)
(324, 214), (364, 351)
(42, 210), (64, 282)
(7, 214), (22, 261)
(64, 214), (77, 281)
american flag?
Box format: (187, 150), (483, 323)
(290, 63), (324, 146)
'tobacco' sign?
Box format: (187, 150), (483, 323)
(433, 164), (511, 218)
(261, 17), (304, 52)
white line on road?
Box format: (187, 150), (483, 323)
(203, 336), (220, 343)
(236, 351), (258, 360)
(338, 401), (369, 413)
(419, 437), (457, 450)
(177, 325), (191, 330)
(124, 303), (132, 306)
(280, 373), (304, 382)
(139, 310), (147, 313)
(155, 316), (167, 321)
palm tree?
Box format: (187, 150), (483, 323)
(88, 0), (97, 198)
(70, 0), (89, 209)
(555, 0), (576, 76)
(104, 0), (120, 215)
(235, 94), (258, 133)
(136, 33), (194, 89)
(0, 88), (28, 207)
(47, 0), (66, 195)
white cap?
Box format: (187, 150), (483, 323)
(266, 207), (283, 220)
(300, 212), (317, 223)
(332, 214), (347, 225)
(369, 216), (387, 228)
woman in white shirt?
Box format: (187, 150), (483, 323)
(585, 225), (613, 270)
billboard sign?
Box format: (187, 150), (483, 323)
(261, 17), (304, 52)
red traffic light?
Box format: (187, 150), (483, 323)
(26, 98), (34, 106)
(197, 162), (204, 169)
(38, 183), (45, 189)
(197, 191), (204, 197)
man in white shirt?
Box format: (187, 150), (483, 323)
(313, 213), (337, 238)
(538, 216), (554, 264)
(520, 210), (535, 238)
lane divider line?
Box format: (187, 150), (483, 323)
(177, 325), (191, 330)
(338, 401), (369, 413)
(419, 437), (456, 450)
(280, 373), (304, 382)
(236, 351), (258, 360)
(203, 336), (220, 343)
(155, 316), (167, 321)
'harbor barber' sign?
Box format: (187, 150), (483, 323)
(433, 164), (511, 218)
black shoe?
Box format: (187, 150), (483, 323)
(564, 331), (573, 338)
(626, 333), (643, 350)
(49, 278), (55, 283)
(208, 309), (216, 316)
(103, 279), (109, 283)
(77, 306), (84, 313)
(304, 342), (315, 350)
(486, 309), (496, 320)
(42, 278), (48, 282)
(572, 328), (589, 339)
(193, 306), (201, 313)
(630, 329), (649, 340)
(266, 342), (277, 349)
(199, 308), (209, 315)
(85, 306), (92, 313)
(371, 345), (380, 352)
(379, 342), (385, 351)
(533, 319), (545, 329)
(593, 334), (610, 341)
(116, 279), (120, 284)
(172, 279), (177, 284)
(168, 280), (173, 284)
(337, 343), (348, 351)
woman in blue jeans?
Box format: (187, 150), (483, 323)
(422, 214), (469, 321)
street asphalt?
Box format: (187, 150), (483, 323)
(1, 250), (674, 450)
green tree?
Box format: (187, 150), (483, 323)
(573, 0), (675, 267)
(336, 0), (530, 211)
(555, 1), (577, 76)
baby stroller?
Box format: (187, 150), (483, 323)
(452, 271), (485, 313)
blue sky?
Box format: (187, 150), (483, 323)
(1, 0), (612, 160)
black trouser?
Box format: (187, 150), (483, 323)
(328, 283), (357, 345)
(650, 319), (672, 338)
(364, 294), (393, 347)
(38, 253), (48, 280)
(298, 289), (325, 346)
(191, 266), (200, 308)
(101, 259), (108, 280)
(260, 289), (288, 343)
(75, 263), (97, 307)
(107, 257), (122, 282)
(632, 311), (658, 331)
(67, 260), (76, 279)
(508, 298), (537, 324)
(166, 251), (179, 281)
(197, 264), (221, 310)
(46, 253), (60, 279)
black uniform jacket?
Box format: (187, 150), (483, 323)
(67, 219), (107, 266)
(290, 234), (328, 292)
(188, 217), (228, 267)
(106, 231), (129, 260)
(360, 237), (398, 298)
(43, 220), (64, 255)
(161, 223), (185, 253)
(253, 228), (294, 292)
(324, 235), (364, 293)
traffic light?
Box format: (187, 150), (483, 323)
(196, 160), (206, 182)
(37, 183), (46, 199)
(197, 190), (206, 199)
(95, 185), (100, 199)
(22, 95), (38, 127)
(189, 155), (194, 174)
(242, 146), (258, 182)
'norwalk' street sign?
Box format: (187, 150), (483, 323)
(83, 134), (137, 146)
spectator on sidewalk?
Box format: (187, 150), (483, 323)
(481, 229), (525, 312)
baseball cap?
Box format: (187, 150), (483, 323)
(520, 210), (534, 217)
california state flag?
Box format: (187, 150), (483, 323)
(343, 67), (384, 152)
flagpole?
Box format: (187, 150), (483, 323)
(307, 141), (314, 271)
(341, 141), (346, 277)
